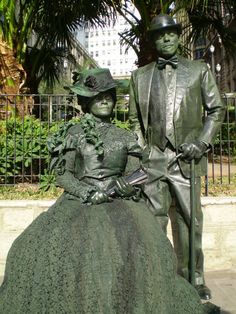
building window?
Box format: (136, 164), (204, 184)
(107, 60), (111, 66)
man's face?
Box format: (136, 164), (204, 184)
(154, 28), (179, 59)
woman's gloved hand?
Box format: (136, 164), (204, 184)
(179, 140), (208, 162)
(113, 177), (136, 198)
(89, 191), (112, 205)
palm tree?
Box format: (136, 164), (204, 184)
(0, 0), (121, 94)
(117, 0), (168, 66)
(118, 0), (236, 66)
(0, 40), (25, 94)
(178, 0), (236, 54)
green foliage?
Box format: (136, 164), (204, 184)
(115, 79), (130, 95)
(39, 169), (57, 192)
(213, 106), (236, 157)
(112, 117), (130, 130)
(5, 77), (15, 87)
(0, 115), (63, 184)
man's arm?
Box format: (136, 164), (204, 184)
(179, 62), (225, 161)
(198, 63), (225, 145)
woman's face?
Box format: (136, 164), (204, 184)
(89, 92), (114, 118)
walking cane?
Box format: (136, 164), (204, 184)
(190, 158), (196, 286)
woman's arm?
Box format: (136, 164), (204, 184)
(55, 149), (97, 202)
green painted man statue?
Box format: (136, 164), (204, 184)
(129, 14), (225, 300)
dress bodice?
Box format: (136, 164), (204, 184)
(48, 118), (142, 202)
(73, 122), (141, 180)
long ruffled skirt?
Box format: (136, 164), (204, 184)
(0, 194), (204, 313)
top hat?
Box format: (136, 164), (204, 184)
(69, 68), (117, 98)
(148, 14), (182, 35)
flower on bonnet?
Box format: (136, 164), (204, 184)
(84, 75), (98, 89)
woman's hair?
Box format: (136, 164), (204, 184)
(78, 88), (116, 114)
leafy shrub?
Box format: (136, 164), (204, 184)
(213, 121), (236, 159)
(0, 115), (63, 184)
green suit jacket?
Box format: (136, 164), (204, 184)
(129, 56), (225, 178)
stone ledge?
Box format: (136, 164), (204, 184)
(0, 196), (235, 207)
(201, 197), (236, 205)
(0, 200), (55, 208)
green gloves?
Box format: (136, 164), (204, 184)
(89, 191), (112, 205)
(88, 177), (137, 205)
(179, 140), (208, 161)
(113, 177), (136, 198)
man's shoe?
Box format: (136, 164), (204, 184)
(195, 284), (212, 300)
(203, 302), (220, 314)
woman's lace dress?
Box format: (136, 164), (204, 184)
(0, 116), (205, 313)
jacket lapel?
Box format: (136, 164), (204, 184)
(174, 56), (189, 115)
(137, 62), (156, 131)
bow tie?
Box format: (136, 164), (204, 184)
(157, 56), (178, 70)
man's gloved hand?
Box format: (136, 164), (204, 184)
(89, 191), (112, 205)
(179, 140), (208, 162)
(113, 177), (136, 198)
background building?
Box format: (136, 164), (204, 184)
(76, 15), (138, 79)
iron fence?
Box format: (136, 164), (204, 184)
(204, 93), (236, 194)
(0, 93), (235, 195)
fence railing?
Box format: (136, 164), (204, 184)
(203, 93), (236, 194)
(0, 93), (235, 195)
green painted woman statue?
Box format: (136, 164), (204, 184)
(0, 69), (213, 313)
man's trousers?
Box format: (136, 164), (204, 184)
(142, 144), (205, 285)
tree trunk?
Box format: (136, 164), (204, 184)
(0, 39), (33, 118)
